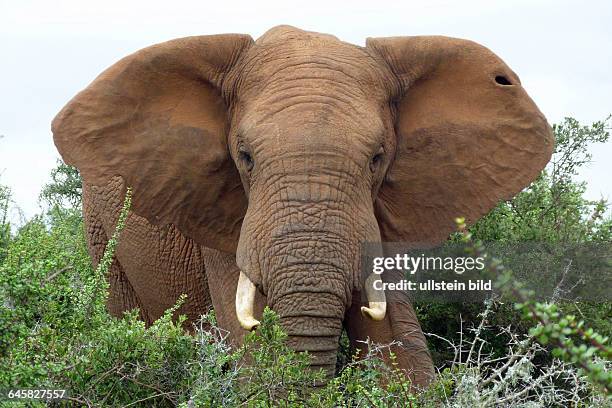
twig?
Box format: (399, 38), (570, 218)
(44, 266), (73, 283)
(120, 392), (172, 408)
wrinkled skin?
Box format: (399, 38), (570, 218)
(52, 26), (554, 387)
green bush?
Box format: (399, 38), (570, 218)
(0, 188), (424, 407)
(0, 184), (10, 263)
(0, 116), (610, 406)
(40, 160), (82, 210)
(417, 116), (612, 369)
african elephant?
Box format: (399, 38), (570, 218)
(52, 25), (553, 387)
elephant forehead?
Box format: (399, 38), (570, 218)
(256, 25), (341, 44)
(234, 45), (391, 133)
(237, 34), (389, 99)
(239, 107), (384, 145)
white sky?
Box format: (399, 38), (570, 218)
(1, 0), (611, 220)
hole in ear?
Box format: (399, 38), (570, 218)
(495, 75), (513, 86)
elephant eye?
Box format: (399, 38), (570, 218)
(495, 75), (513, 86)
(370, 147), (385, 173)
(238, 146), (254, 172)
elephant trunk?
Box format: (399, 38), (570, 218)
(265, 243), (348, 378)
(236, 174), (386, 378)
(235, 270), (342, 377)
(274, 292), (344, 379)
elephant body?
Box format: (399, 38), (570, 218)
(84, 176), (433, 380)
(53, 26), (553, 388)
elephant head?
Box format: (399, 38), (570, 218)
(52, 26), (553, 378)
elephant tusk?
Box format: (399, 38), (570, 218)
(360, 273), (387, 321)
(236, 270), (260, 331)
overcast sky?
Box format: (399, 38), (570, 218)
(1, 0), (611, 221)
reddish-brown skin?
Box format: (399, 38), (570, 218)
(52, 25), (554, 388)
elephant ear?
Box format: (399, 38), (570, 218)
(367, 36), (554, 245)
(52, 34), (253, 253)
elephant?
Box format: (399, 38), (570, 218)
(51, 25), (553, 388)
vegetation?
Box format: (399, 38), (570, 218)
(418, 116), (612, 369)
(0, 117), (610, 406)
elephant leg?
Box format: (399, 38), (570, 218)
(344, 291), (435, 389)
(84, 178), (214, 328)
(83, 200), (152, 324)
(106, 257), (153, 325)
(203, 248), (267, 346)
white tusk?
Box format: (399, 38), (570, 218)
(360, 272), (387, 321)
(235, 270), (260, 330)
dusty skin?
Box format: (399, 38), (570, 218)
(52, 25), (553, 388)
